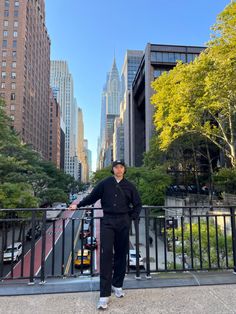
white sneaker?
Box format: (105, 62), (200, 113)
(97, 297), (109, 310)
(112, 285), (125, 298)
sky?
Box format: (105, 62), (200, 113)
(45, 0), (230, 171)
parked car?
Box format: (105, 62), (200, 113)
(3, 242), (22, 263)
(128, 249), (144, 269)
(26, 224), (41, 241)
(74, 249), (91, 268)
(84, 236), (97, 250)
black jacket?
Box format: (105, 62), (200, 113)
(78, 176), (142, 219)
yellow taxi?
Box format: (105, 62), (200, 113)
(74, 249), (91, 268)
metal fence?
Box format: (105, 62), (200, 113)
(0, 206), (236, 284)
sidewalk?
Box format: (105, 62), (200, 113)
(1, 284), (236, 313)
(129, 215), (167, 270)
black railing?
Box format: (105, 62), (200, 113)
(0, 206), (236, 284)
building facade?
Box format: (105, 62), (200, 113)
(50, 60), (79, 178)
(113, 117), (124, 161)
(48, 90), (60, 168)
(0, 0), (50, 159)
(77, 107), (89, 183)
(98, 58), (121, 168)
(117, 50), (143, 165)
(131, 43), (205, 166)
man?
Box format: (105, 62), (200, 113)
(77, 160), (142, 310)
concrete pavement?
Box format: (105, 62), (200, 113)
(1, 284), (236, 314)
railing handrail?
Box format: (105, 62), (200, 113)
(1, 205), (236, 212)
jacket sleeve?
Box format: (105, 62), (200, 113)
(77, 181), (104, 208)
(130, 185), (142, 220)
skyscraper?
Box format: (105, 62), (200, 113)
(116, 50), (143, 165)
(78, 107), (89, 183)
(98, 58), (121, 168)
(0, 0), (50, 159)
(131, 43), (205, 166)
(50, 60), (79, 178)
(48, 90), (61, 168)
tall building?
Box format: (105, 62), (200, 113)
(131, 43), (205, 166)
(105, 58), (121, 146)
(98, 58), (121, 168)
(115, 50), (143, 165)
(86, 148), (92, 179)
(113, 117), (124, 161)
(50, 61), (79, 178)
(77, 107), (89, 183)
(48, 90), (60, 168)
(0, 0), (50, 159)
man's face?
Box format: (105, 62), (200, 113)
(113, 164), (125, 178)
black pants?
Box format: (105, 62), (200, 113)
(100, 214), (130, 297)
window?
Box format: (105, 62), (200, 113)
(13, 21), (18, 27)
(4, 20), (8, 27)
(1, 72), (6, 79)
(2, 61), (6, 67)
(10, 115), (15, 121)
(12, 51), (17, 58)
(12, 61), (16, 68)
(10, 105), (15, 111)
(4, 11), (9, 17)
(13, 40), (17, 48)
(15, 1), (19, 7)
(5, 0), (10, 7)
(11, 83), (16, 90)
(11, 72), (16, 79)
(0, 93), (5, 99)
(162, 53), (169, 62)
(13, 31), (18, 37)
(2, 51), (7, 57)
(1, 83), (6, 89)
(3, 30), (8, 37)
(14, 10), (19, 17)
(11, 93), (16, 100)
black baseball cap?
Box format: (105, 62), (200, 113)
(112, 160), (126, 167)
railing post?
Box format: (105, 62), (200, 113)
(0, 222), (5, 279)
(40, 210), (47, 284)
(145, 207), (151, 279)
(29, 210), (36, 285)
(134, 217), (141, 279)
(230, 207), (236, 273)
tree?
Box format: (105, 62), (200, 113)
(213, 168), (236, 194)
(0, 183), (38, 209)
(167, 219), (233, 268)
(39, 188), (68, 206)
(151, 3), (236, 167)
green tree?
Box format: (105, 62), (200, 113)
(167, 219), (233, 268)
(151, 3), (236, 168)
(213, 168), (236, 194)
(0, 182), (38, 209)
(39, 188), (68, 206)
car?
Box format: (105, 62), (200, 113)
(74, 249), (91, 268)
(3, 242), (22, 263)
(80, 222), (91, 239)
(52, 202), (67, 210)
(128, 249), (144, 268)
(84, 236), (97, 250)
(26, 224), (41, 241)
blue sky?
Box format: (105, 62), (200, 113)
(45, 0), (230, 171)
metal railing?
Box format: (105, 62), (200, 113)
(0, 205), (236, 284)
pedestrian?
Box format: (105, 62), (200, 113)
(77, 160), (142, 310)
